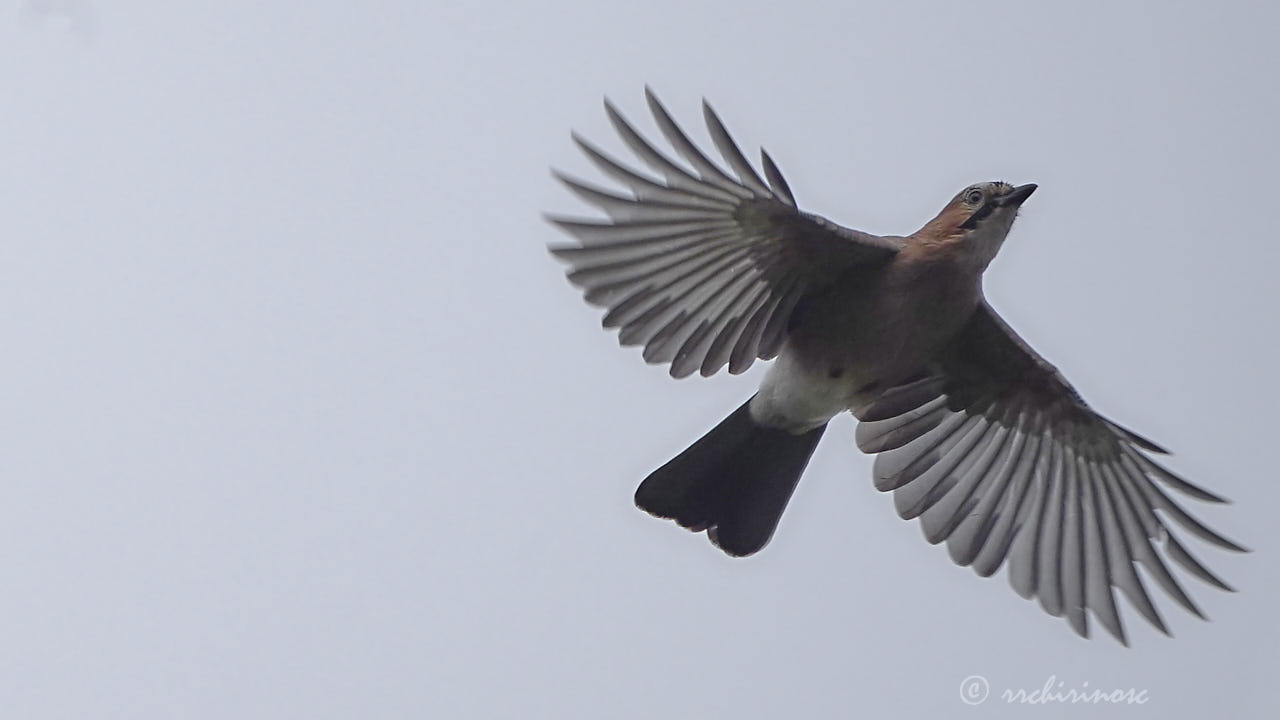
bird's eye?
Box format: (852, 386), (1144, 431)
(965, 188), (985, 205)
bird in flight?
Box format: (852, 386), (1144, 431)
(546, 88), (1245, 644)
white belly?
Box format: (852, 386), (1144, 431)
(748, 349), (867, 432)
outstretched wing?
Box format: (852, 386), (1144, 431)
(547, 88), (901, 378)
(854, 302), (1246, 644)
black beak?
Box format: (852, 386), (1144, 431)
(1000, 183), (1037, 207)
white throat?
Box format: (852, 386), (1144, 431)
(967, 207), (1019, 269)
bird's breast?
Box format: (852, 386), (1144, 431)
(750, 259), (980, 432)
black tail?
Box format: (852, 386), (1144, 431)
(634, 397), (827, 557)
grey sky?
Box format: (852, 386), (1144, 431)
(1, 1), (1276, 717)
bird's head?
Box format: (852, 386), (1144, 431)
(921, 181), (1037, 269)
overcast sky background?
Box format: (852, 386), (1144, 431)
(2, 1), (1277, 718)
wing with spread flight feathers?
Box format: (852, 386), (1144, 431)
(855, 302), (1247, 644)
(548, 88), (901, 378)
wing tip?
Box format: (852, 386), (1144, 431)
(760, 147), (797, 207)
(700, 98), (728, 137)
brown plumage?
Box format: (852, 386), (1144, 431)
(547, 88), (1246, 645)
